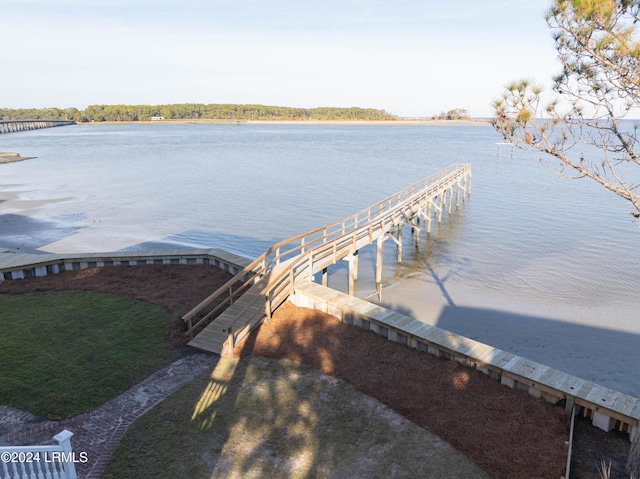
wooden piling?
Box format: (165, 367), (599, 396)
(347, 251), (358, 296)
(376, 237), (384, 301)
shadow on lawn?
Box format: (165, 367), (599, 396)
(183, 331), (489, 479)
(221, 301), (568, 479)
(175, 263), (485, 478)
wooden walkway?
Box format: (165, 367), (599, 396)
(187, 261), (294, 354)
(185, 163), (471, 354)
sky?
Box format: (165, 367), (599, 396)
(1, 0), (560, 118)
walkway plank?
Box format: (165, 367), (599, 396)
(188, 289), (268, 354)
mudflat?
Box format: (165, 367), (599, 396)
(0, 152), (35, 164)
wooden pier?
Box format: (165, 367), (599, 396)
(0, 119), (76, 134)
(184, 163), (471, 355)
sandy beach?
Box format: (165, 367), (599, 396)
(0, 190), (81, 253)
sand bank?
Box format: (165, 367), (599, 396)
(380, 273), (640, 399)
(0, 153), (35, 164)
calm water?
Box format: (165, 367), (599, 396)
(2, 123), (639, 395)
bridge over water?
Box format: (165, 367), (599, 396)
(0, 119), (76, 134)
(184, 163), (472, 355)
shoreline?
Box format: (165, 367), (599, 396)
(76, 118), (491, 127)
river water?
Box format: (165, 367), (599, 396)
(1, 123), (639, 397)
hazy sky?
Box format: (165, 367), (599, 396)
(2, 1), (559, 117)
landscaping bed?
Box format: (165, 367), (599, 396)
(236, 302), (569, 479)
(0, 263), (627, 477)
(102, 356), (490, 479)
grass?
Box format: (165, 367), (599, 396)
(0, 290), (180, 419)
(101, 356), (489, 479)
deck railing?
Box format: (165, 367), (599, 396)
(223, 163), (471, 346)
(0, 430), (78, 479)
(183, 163), (471, 339)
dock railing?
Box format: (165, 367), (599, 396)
(183, 163), (471, 339)
(224, 163), (470, 347)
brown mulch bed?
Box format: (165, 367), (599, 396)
(1, 263), (627, 478)
(235, 301), (568, 479)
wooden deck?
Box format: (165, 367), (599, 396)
(188, 261), (293, 354)
(187, 291), (266, 353)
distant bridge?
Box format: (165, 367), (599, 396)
(0, 119), (76, 134)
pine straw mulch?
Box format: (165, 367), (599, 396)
(235, 301), (568, 479)
(0, 264), (573, 478)
(0, 264), (234, 341)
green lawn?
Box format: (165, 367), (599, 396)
(0, 290), (180, 419)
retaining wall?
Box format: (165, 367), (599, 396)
(0, 248), (253, 283)
(292, 281), (640, 443)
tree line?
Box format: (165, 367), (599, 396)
(0, 104), (398, 122)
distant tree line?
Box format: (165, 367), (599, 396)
(0, 107), (84, 122)
(0, 104), (398, 122)
(432, 108), (470, 120)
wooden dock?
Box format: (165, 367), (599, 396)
(187, 261), (294, 354)
(185, 163), (471, 354)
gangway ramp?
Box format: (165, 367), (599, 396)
(187, 261), (293, 354)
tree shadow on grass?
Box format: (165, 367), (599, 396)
(191, 355), (478, 479)
(230, 302), (568, 479)
(102, 352), (487, 479)
(101, 296), (496, 479)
